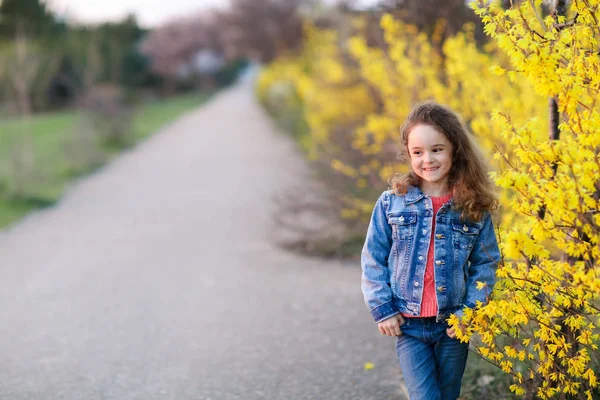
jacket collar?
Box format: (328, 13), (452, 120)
(404, 185), (424, 205)
(404, 185), (454, 206)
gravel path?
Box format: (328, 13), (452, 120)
(0, 69), (407, 400)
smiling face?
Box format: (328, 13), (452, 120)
(407, 124), (453, 195)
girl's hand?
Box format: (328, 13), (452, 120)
(377, 314), (405, 336)
(446, 323), (467, 339)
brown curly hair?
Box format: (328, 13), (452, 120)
(390, 101), (498, 221)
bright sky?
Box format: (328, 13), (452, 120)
(49, 0), (378, 28)
(49, 0), (231, 27)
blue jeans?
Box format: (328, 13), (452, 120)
(395, 317), (469, 400)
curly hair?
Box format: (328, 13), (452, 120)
(390, 101), (498, 221)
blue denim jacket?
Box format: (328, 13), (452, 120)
(361, 186), (500, 323)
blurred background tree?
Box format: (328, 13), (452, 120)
(216, 0), (304, 62)
(0, 0), (65, 39)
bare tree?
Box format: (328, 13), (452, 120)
(5, 23), (60, 115)
(216, 0), (304, 62)
(140, 0), (305, 90)
(379, 0), (483, 43)
(140, 12), (222, 94)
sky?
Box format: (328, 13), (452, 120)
(50, 0), (232, 27)
(49, 0), (378, 28)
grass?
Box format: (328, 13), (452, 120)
(132, 92), (212, 141)
(0, 91), (211, 228)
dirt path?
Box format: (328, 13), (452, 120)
(0, 68), (407, 400)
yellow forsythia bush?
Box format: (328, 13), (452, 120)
(448, 1), (600, 399)
(258, 2), (599, 396)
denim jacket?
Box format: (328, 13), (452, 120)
(361, 186), (500, 323)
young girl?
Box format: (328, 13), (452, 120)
(361, 102), (500, 400)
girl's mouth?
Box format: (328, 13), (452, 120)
(423, 167), (439, 171)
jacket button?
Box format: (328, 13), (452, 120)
(435, 234), (444, 239)
(418, 256), (424, 261)
(435, 260), (442, 265)
(399, 216), (405, 222)
(463, 225), (469, 232)
(437, 286), (445, 292)
(414, 282), (419, 287)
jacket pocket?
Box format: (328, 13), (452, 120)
(451, 221), (481, 250)
(388, 211), (417, 240)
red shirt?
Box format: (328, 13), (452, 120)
(403, 193), (453, 318)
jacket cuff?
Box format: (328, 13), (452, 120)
(453, 308), (465, 320)
(370, 301), (399, 323)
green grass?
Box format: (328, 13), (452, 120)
(0, 91), (211, 228)
(132, 92), (211, 141)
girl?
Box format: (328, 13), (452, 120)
(361, 101), (501, 400)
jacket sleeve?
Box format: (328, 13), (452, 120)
(455, 211), (500, 319)
(361, 191), (400, 323)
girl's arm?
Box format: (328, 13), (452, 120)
(361, 191), (399, 323)
(455, 212), (501, 319)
